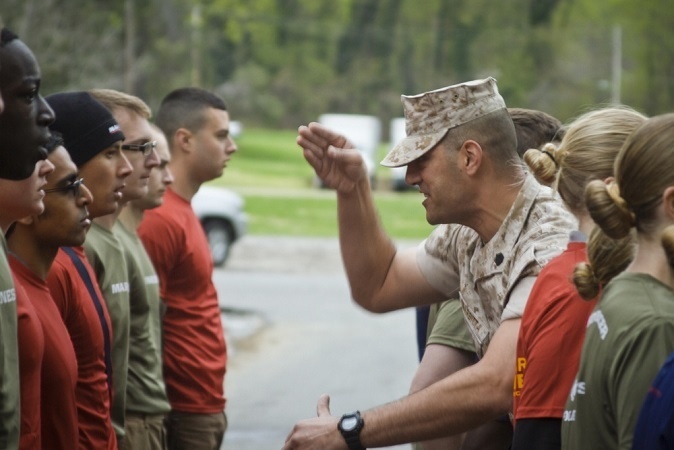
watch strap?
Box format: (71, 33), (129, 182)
(338, 411), (365, 450)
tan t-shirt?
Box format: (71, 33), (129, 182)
(417, 174), (575, 356)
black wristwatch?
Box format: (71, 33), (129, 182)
(338, 411), (365, 450)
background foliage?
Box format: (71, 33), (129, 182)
(2, 0), (673, 132)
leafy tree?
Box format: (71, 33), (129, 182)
(1, 0), (672, 127)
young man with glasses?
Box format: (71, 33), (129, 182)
(89, 89), (168, 450)
(7, 134), (92, 450)
(0, 27), (55, 450)
(132, 124), (174, 211)
(45, 90), (131, 450)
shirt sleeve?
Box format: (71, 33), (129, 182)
(416, 225), (461, 298)
(502, 276), (536, 321)
(511, 418), (561, 450)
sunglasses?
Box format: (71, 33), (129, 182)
(44, 177), (85, 197)
(121, 141), (156, 156)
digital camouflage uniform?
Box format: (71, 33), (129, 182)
(417, 174), (575, 356)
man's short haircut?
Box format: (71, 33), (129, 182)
(508, 108), (564, 157)
(89, 89), (151, 119)
(155, 87), (228, 146)
(443, 108), (519, 171)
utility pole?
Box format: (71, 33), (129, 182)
(190, 4), (203, 87)
(611, 25), (622, 104)
(124, 0), (136, 94)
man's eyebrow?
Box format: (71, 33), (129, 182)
(21, 76), (40, 86)
(7, 76), (38, 91)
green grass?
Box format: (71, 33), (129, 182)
(208, 127), (432, 239)
(215, 128), (314, 189)
(236, 191), (434, 239)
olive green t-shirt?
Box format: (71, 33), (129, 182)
(562, 273), (674, 450)
(0, 236), (19, 450)
(113, 222), (170, 415)
(426, 299), (475, 353)
(84, 223), (131, 441)
(412, 300), (475, 450)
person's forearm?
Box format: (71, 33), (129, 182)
(337, 178), (397, 312)
(361, 364), (511, 447)
(408, 344), (476, 450)
(359, 318), (522, 448)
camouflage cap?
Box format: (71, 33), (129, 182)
(381, 77), (506, 167)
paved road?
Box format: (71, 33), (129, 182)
(216, 235), (420, 449)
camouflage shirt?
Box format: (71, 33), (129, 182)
(417, 174), (575, 356)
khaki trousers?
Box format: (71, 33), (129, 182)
(121, 413), (167, 450)
(166, 410), (228, 450)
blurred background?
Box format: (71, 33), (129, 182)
(4, 0), (673, 129)
(3, 0), (673, 241)
(6, 4), (672, 447)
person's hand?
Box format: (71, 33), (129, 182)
(282, 394), (348, 450)
(297, 123), (369, 193)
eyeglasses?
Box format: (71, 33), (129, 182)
(121, 141), (156, 156)
(44, 177), (85, 197)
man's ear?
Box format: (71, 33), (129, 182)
(460, 140), (483, 176)
(174, 128), (193, 153)
(663, 186), (674, 220)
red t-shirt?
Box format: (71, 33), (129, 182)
(9, 255), (78, 449)
(139, 187), (227, 414)
(14, 277), (43, 450)
(47, 247), (117, 450)
(513, 241), (596, 420)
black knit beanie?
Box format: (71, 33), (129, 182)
(46, 91), (125, 167)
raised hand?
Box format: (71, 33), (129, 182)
(297, 123), (369, 193)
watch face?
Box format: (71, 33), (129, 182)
(341, 416), (358, 431)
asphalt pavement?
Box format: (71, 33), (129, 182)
(216, 235), (420, 449)
(220, 235), (346, 348)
